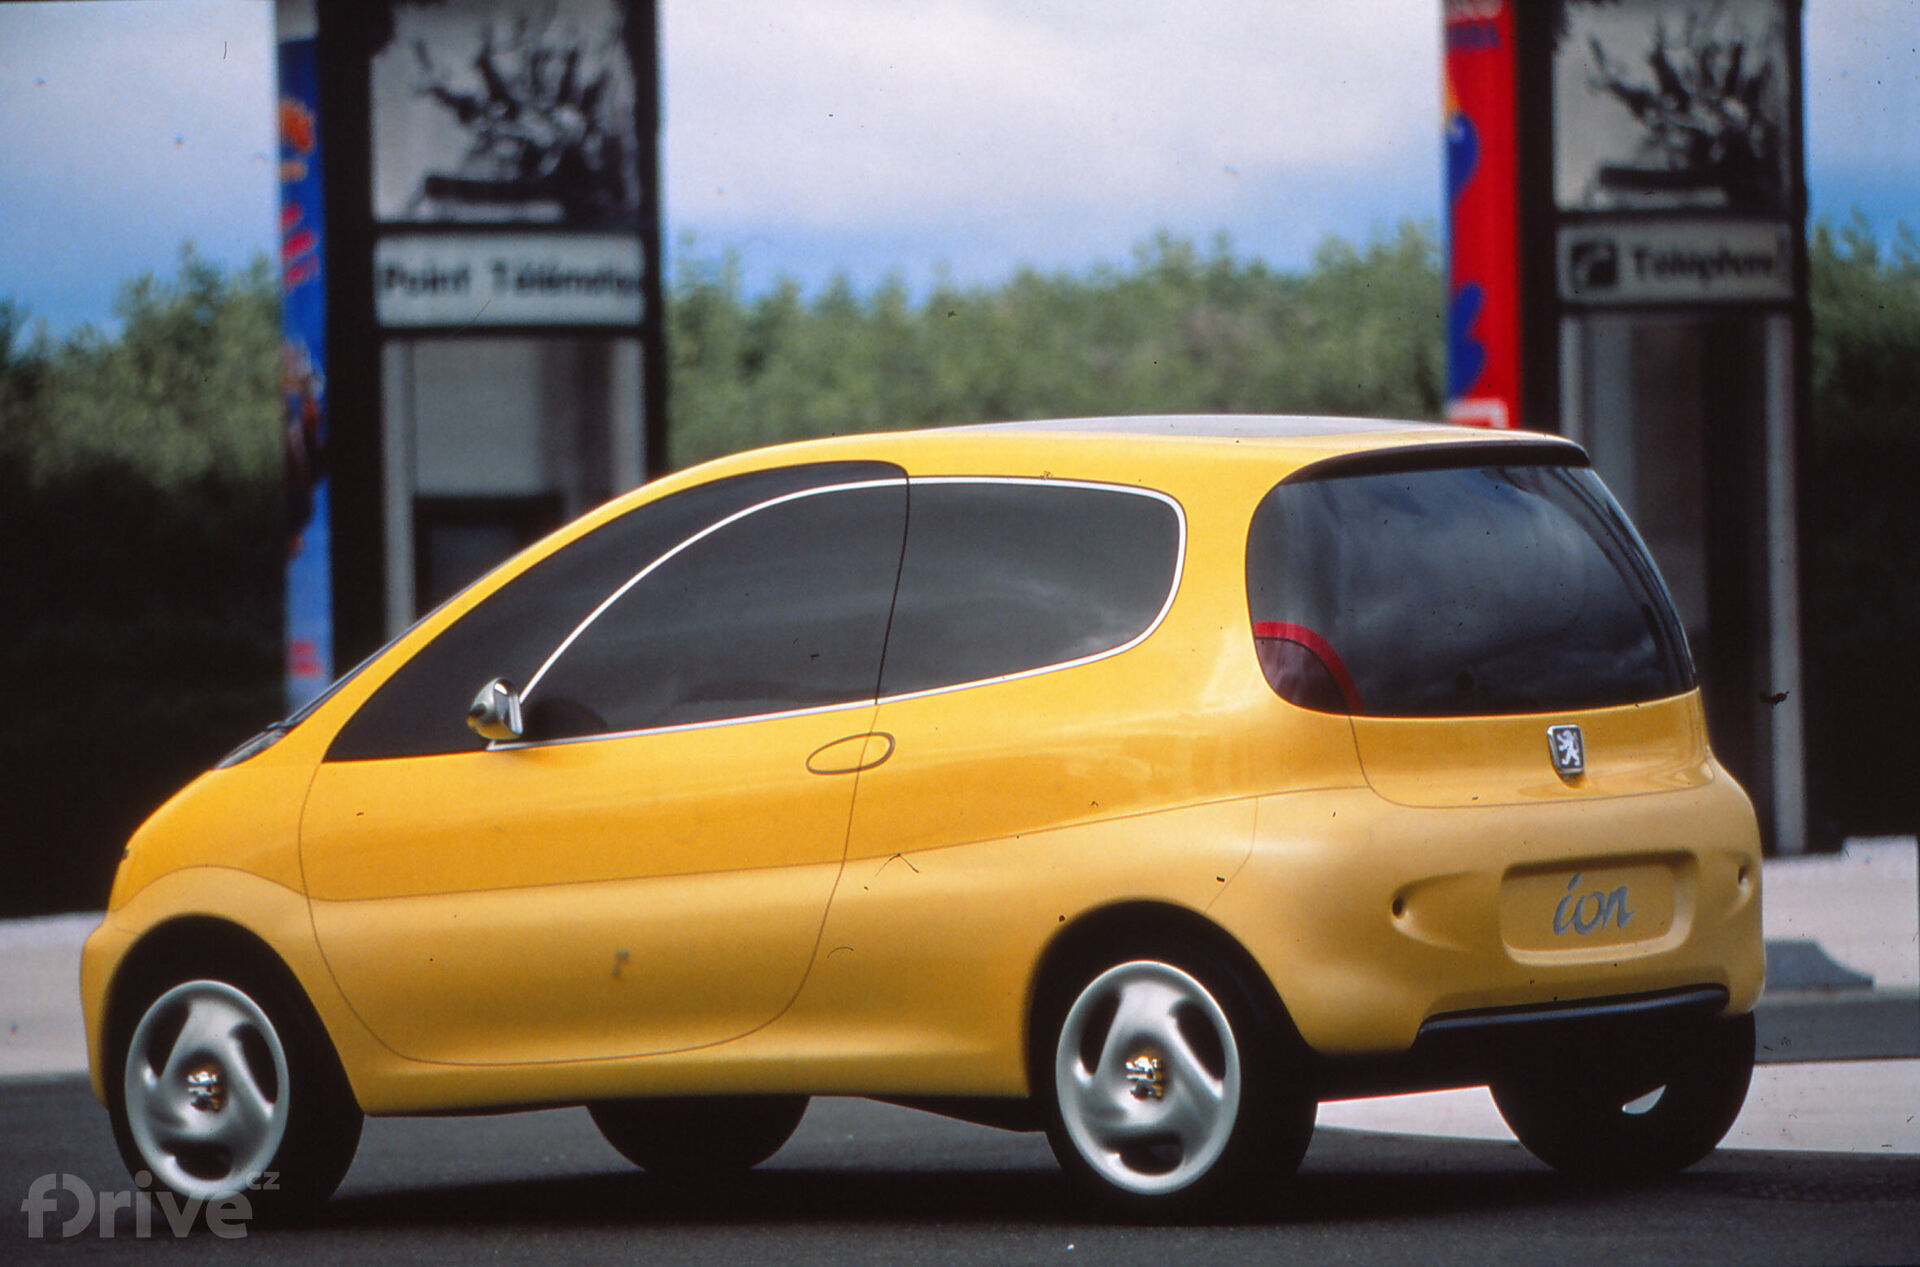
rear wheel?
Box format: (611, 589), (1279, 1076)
(1491, 1011), (1755, 1180)
(1039, 942), (1314, 1217)
(589, 1096), (810, 1177)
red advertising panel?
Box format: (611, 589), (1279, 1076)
(1445, 0), (1521, 429)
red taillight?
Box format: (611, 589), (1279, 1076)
(1252, 621), (1363, 714)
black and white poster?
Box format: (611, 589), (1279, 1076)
(372, 0), (643, 225)
(1553, 0), (1793, 213)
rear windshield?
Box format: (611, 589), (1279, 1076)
(1246, 459), (1693, 717)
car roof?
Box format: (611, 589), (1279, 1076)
(950, 414), (1424, 439)
(567, 416), (1592, 551)
(676, 414), (1585, 484)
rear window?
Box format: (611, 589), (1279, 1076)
(1246, 459), (1693, 717)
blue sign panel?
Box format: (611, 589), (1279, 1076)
(279, 31), (334, 710)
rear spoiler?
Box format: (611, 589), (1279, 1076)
(1284, 437), (1590, 484)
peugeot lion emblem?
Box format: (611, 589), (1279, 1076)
(1548, 724), (1585, 780)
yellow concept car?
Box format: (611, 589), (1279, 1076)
(82, 416), (1764, 1218)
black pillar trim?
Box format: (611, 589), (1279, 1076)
(1514, 0), (1560, 434)
(315, 2), (390, 669)
(629, 0), (669, 477)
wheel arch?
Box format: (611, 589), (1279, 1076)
(101, 912), (369, 1213)
(102, 915), (357, 1112)
(1023, 900), (1310, 1095)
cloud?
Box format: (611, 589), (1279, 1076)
(0, 4), (274, 221)
(1803, 0), (1920, 171)
(9, 0), (1904, 330)
(663, 0), (1440, 234)
(0, 2), (276, 328)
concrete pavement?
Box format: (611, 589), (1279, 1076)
(6, 838), (1914, 1153)
(0, 911), (95, 1081)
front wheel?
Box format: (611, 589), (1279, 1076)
(1040, 946), (1314, 1217)
(1491, 1011), (1755, 1180)
(108, 970), (362, 1221)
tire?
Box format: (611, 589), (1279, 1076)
(1037, 942), (1315, 1217)
(107, 965), (363, 1222)
(589, 1096), (810, 1177)
(1491, 1011), (1756, 1181)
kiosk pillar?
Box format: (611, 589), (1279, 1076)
(277, 0), (664, 701)
(1445, 0), (1808, 852)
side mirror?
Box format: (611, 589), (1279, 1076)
(466, 679), (524, 742)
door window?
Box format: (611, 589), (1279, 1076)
(524, 482), (908, 737)
(326, 462), (902, 760)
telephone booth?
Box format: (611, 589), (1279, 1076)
(1444, 0), (1808, 852)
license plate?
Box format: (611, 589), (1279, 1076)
(1500, 862), (1677, 953)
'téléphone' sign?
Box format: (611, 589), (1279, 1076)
(374, 234), (645, 328)
(1557, 219), (1793, 306)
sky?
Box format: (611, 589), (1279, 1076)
(0, 0), (1916, 334)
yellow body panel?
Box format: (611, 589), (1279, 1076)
(81, 867), (356, 1102)
(299, 705), (874, 1063)
(84, 417), (1766, 1118)
(1350, 696), (1712, 807)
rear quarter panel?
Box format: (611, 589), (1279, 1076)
(1212, 747), (1764, 1056)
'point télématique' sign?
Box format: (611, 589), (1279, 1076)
(374, 235), (646, 327)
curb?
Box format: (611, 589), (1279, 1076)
(1755, 989), (1920, 1064)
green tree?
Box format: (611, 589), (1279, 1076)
(1801, 217), (1920, 838)
(0, 248), (283, 915)
(19, 248), (279, 488)
(667, 225), (1448, 467)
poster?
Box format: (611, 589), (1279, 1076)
(370, 0), (643, 226)
(1553, 0), (1792, 213)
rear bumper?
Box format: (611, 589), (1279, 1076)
(1309, 985), (1736, 1099)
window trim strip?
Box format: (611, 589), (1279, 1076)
(494, 475), (1187, 749)
(518, 477), (911, 704)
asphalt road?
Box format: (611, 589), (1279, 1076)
(5, 1075), (1916, 1265)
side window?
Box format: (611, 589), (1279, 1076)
(325, 462), (903, 761)
(878, 481), (1182, 698)
(524, 482), (907, 736)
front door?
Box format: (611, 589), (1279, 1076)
(301, 477), (908, 1065)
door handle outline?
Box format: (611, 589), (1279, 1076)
(806, 732), (895, 775)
